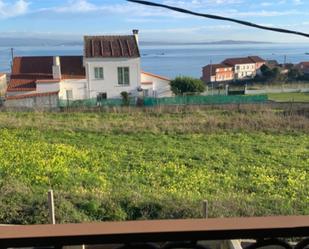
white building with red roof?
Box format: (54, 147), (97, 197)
(222, 56), (265, 80)
(298, 62), (309, 75)
(5, 30), (172, 107)
(0, 73), (7, 97)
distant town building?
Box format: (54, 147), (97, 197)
(266, 60), (279, 69)
(202, 56), (266, 83)
(222, 56), (265, 80)
(298, 62), (309, 75)
(201, 64), (234, 83)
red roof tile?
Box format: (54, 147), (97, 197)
(299, 62), (309, 67)
(6, 91), (59, 100)
(223, 57), (256, 65)
(8, 56), (85, 92)
(142, 71), (170, 81)
(222, 56), (265, 66)
(249, 56), (266, 63)
(84, 36), (140, 58)
(203, 64), (233, 75)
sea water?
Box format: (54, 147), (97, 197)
(0, 43), (308, 78)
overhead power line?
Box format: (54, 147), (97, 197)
(127, 0), (309, 38)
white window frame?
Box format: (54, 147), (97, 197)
(94, 67), (104, 80)
(118, 67), (130, 86)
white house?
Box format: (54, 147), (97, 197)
(141, 71), (172, 97)
(6, 30), (172, 107)
(0, 73), (7, 96)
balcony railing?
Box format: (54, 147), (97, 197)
(0, 216), (308, 249)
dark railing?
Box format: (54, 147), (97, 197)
(0, 216), (308, 249)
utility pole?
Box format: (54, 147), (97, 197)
(210, 59), (214, 96)
(284, 55), (287, 66)
(10, 48), (14, 71)
(203, 200), (209, 219)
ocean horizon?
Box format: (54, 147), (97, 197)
(1, 43), (309, 78)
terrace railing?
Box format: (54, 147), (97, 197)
(0, 216), (308, 249)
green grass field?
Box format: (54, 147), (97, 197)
(0, 107), (308, 224)
(268, 92), (309, 102)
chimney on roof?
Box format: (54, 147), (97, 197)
(52, 56), (61, 80)
(133, 29), (139, 45)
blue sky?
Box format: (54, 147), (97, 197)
(0, 0), (308, 42)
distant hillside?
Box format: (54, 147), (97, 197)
(140, 40), (273, 46)
(0, 37), (272, 47)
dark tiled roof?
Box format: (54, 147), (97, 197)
(248, 56), (266, 63)
(299, 62), (309, 67)
(203, 64), (233, 75)
(8, 56), (85, 92)
(84, 36), (140, 58)
(223, 57), (256, 66)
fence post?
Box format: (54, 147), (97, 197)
(203, 200), (208, 219)
(48, 190), (56, 225)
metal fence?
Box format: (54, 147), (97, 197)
(59, 95), (268, 108)
(143, 95), (268, 106)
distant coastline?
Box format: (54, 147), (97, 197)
(0, 37), (273, 47)
(140, 40), (274, 46)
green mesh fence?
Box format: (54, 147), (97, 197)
(143, 95), (268, 106)
(59, 95), (268, 108)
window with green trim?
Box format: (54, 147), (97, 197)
(94, 67), (104, 79)
(118, 67), (130, 85)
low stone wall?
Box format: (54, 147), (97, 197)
(245, 88), (309, 95)
(4, 94), (59, 109)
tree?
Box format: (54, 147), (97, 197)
(288, 68), (303, 80)
(260, 65), (273, 78)
(170, 76), (205, 95)
(260, 65), (287, 83)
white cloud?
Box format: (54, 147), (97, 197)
(54, 0), (96, 13)
(0, 0), (29, 19)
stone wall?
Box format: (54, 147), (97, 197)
(4, 94), (59, 109)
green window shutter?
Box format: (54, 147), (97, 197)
(94, 68), (99, 79)
(124, 67), (130, 85)
(118, 67), (123, 85)
(99, 68), (104, 79)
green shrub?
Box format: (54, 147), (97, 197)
(171, 76), (205, 95)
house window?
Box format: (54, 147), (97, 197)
(143, 89), (149, 97)
(97, 92), (107, 101)
(94, 67), (104, 79)
(66, 89), (73, 100)
(118, 67), (130, 85)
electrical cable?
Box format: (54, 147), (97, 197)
(127, 0), (309, 38)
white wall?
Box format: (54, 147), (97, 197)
(84, 57), (141, 99)
(141, 73), (172, 98)
(59, 79), (87, 100)
(234, 63), (256, 79)
(37, 82), (60, 93)
(0, 75), (7, 96)
(5, 95), (59, 109)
